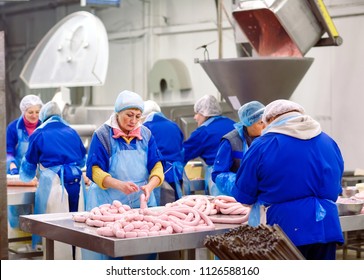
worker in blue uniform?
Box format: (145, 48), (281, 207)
(83, 90), (164, 260)
(20, 101), (87, 259)
(212, 101), (265, 195)
(6, 94), (43, 174)
(183, 94), (235, 196)
(142, 100), (185, 204)
(6, 94), (43, 238)
(232, 99), (344, 260)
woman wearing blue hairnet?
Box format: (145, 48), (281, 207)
(142, 100), (185, 205)
(183, 94), (235, 196)
(20, 101), (87, 259)
(6, 94), (43, 243)
(83, 90), (164, 260)
(232, 99), (344, 260)
(212, 101), (265, 196)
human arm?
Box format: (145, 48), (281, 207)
(182, 127), (207, 164)
(92, 159), (164, 199)
(231, 142), (261, 206)
(86, 129), (111, 180)
(6, 119), (20, 173)
(19, 132), (40, 182)
(212, 139), (236, 195)
(86, 129), (140, 193)
(142, 161), (164, 200)
(142, 134), (165, 200)
(96, 166), (139, 193)
(19, 158), (37, 182)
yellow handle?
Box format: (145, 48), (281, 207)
(316, 0), (339, 37)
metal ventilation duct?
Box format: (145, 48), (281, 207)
(200, 57), (313, 110)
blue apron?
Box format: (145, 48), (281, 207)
(154, 160), (184, 204)
(83, 130), (157, 260)
(86, 132), (156, 210)
(33, 165), (86, 250)
(8, 122), (32, 229)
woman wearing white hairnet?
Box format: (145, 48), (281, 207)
(183, 94), (235, 196)
(83, 90), (164, 260)
(232, 99), (344, 260)
(142, 100), (185, 205)
(20, 101), (87, 259)
(6, 94), (43, 174)
(6, 94), (43, 240)
(212, 101), (265, 196)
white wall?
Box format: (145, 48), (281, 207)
(93, 0), (237, 105)
(291, 13), (364, 170)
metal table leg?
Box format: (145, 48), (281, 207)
(45, 239), (54, 260)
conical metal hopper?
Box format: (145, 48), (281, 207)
(199, 57), (313, 109)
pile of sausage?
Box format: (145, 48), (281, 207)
(166, 195), (250, 224)
(73, 198), (215, 238)
(72, 194), (250, 239)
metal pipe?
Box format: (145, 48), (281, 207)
(217, 0), (223, 59)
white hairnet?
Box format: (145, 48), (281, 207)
(142, 100), (161, 118)
(39, 101), (62, 122)
(238, 101), (265, 127)
(194, 95), (222, 117)
(263, 99), (305, 123)
(115, 90), (144, 113)
(19, 94), (43, 114)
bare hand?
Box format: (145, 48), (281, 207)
(103, 176), (139, 194)
(83, 173), (91, 186)
(140, 184), (152, 201)
(140, 176), (161, 201)
(118, 181), (139, 194)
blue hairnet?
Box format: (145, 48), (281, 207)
(19, 94), (43, 114)
(115, 90), (144, 113)
(39, 101), (62, 122)
(194, 95), (222, 117)
(238, 101), (265, 127)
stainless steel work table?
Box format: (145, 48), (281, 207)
(7, 186), (36, 206)
(19, 212), (241, 260)
(19, 211), (364, 260)
(7, 186), (43, 259)
(339, 214), (364, 231)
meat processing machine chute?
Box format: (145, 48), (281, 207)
(198, 0), (342, 110)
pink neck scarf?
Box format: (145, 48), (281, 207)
(23, 116), (38, 136)
(112, 126), (142, 140)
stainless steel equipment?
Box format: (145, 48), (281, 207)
(200, 57), (313, 110)
(19, 11), (109, 89)
(160, 102), (237, 139)
(232, 0), (342, 57)
(198, 0), (342, 109)
(337, 198), (364, 216)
